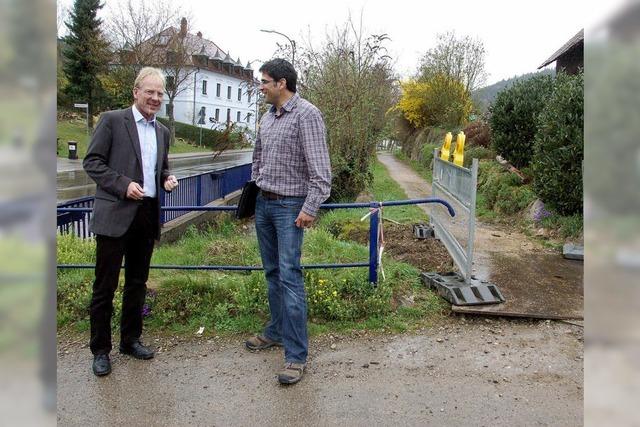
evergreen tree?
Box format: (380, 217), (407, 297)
(62, 0), (109, 129)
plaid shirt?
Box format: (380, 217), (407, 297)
(251, 93), (331, 217)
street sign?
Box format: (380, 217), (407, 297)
(74, 102), (90, 135)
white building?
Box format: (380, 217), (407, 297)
(135, 19), (260, 135)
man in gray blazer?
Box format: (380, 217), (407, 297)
(83, 67), (178, 376)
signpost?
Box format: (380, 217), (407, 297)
(197, 107), (206, 147)
(74, 102), (89, 135)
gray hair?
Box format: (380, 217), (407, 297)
(134, 67), (165, 89)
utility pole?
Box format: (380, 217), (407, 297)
(192, 67), (200, 125)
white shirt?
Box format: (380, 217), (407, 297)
(132, 105), (158, 198)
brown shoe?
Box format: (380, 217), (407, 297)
(277, 362), (305, 384)
(245, 335), (283, 351)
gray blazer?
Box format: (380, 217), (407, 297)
(83, 107), (171, 239)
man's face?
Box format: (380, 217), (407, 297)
(133, 75), (164, 119)
(259, 72), (282, 105)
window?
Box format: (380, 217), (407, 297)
(216, 83), (221, 97)
(202, 80), (207, 95)
(215, 108), (220, 121)
(248, 92), (252, 103)
(237, 88), (242, 101)
(237, 111), (241, 122)
(226, 108), (231, 123)
(227, 86), (232, 99)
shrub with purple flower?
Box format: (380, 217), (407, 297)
(533, 203), (553, 223)
(142, 288), (157, 317)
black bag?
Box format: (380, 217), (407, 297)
(235, 180), (259, 219)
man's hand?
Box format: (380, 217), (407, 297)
(126, 182), (145, 200)
(295, 211), (315, 228)
(164, 175), (179, 192)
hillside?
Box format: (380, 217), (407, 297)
(473, 68), (555, 114)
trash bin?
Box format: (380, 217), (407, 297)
(68, 141), (78, 160)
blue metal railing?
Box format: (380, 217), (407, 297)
(56, 196), (94, 239)
(57, 197), (455, 284)
(57, 163), (252, 237)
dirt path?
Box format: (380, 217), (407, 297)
(376, 152), (583, 319)
(57, 318), (583, 426)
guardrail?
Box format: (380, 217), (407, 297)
(57, 163), (252, 237)
(57, 198), (455, 285)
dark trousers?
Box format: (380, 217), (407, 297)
(89, 198), (157, 355)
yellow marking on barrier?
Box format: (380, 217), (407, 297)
(440, 132), (453, 161)
(453, 131), (465, 166)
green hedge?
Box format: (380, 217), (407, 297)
(532, 72), (583, 215)
(157, 118), (242, 149)
(489, 75), (554, 168)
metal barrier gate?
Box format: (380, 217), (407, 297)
(425, 149), (505, 305)
(430, 150), (478, 283)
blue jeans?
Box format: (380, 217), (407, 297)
(255, 193), (307, 364)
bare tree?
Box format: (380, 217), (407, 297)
(300, 12), (397, 200)
(105, 0), (184, 71)
(419, 31), (487, 92)
(103, 0), (199, 145)
(162, 18), (200, 144)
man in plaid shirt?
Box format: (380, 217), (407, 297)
(245, 58), (331, 385)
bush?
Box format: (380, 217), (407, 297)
(397, 74), (473, 129)
(463, 146), (495, 168)
(489, 75), (554, 168)
(302, 22), (396, 201)
(463, 120), (491, 147)
(532, 72), (583, 215)
(157, 117), (242, 149)
(477, 161), (536, 216)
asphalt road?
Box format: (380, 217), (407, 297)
(57, 317), (583, 426)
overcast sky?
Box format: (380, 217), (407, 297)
(60, 0), (625, 87)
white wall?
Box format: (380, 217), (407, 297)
(159, 68), (257, 134)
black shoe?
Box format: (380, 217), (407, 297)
(119, 341), (154, 360)
(92, 354), (111, 376)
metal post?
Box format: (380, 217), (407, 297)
(368, 204), (379, 285)
(158, 190), (166, 224)
(465, 158), (479, 283)
(192, 68), (200, 125)
(196, 175), (202, 206)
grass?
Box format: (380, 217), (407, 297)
(56, 158), (447, 338)
(56, 118), (212, 159)
(393, 149), (433, 182)
(318, 160), (427, 232)
(57, 118), (90, 158)
(57, 221), (448, 337)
